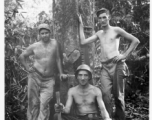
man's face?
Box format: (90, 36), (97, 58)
(77, 70), (89, 86)
(98, 13), (110, 27)
(39, 29), (50, 42)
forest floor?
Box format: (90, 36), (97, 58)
(5, 90), (149, 120)
(125, 92), (149, 120)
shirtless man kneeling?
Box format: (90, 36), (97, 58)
(55, 64), (111, 120)
(19, 23), (66, 120)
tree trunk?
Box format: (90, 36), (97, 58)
(50, 0), (94, 118)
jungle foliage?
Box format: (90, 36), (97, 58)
(95, 0), (149, 119)
(5, 0), (149, 120)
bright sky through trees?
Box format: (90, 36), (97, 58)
(18, 0), (52, 24)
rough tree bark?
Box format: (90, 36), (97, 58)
(52, 0), (94, 96)
(49, 0), (94, 119)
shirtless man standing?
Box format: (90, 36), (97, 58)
(19, 23), (66, 120)
(78, 8), (140, 120)
(55, 64), (111, 120)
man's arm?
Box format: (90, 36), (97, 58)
(96, 88), (111, 120)
(114, 27), (140, 62)
(78, 15), (98, 45)
(19, 45), (34, 71)
(63, 88), (73, 114)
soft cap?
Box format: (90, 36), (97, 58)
(38, 23), (51, 32)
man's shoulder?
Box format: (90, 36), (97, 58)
(68, 86), (79, 94)
(51, 39), (56, 42)
(69, 86), (78, 91)
(51, 39), (57, 43)
(27, 42), (40, 49)
(50, 39), (59, 45)
(111, 26), (123, 32)
(90, 85), (101, 93)
(32, 41), (41, 45)
(91, 85), (99, 89)
(96, 30), (103, 35)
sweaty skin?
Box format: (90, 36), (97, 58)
(95, 27), (120, 62)
(62, 70), (110, 119)
(20, 29), (63, 78)
(70, 85), (106, 115)
(78, 10), (139, 120)
(78, 13), (140, 62)
(20, 27), (66, 120)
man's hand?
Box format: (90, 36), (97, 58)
(28, 66), (35, 73)
(60, 74), (68, 81)
(112, 54), (126, 63)
(54, 103), (64, 113)
(24, 65), (35, 73)
(77, 14), (83, 26)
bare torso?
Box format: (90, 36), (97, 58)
(72, 85), (98, 115)
(32, 39), (57, 77)
(96, 26), (120, 62)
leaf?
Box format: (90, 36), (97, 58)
(16, 0), (24, 2)
(16, 0), (23, 8)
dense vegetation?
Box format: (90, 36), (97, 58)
(95, 0), (149, 119)
(5, 0), (149, 120)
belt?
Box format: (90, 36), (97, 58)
(77, 113), (99, 119)
(31, 67), (54, 78)
(101, 56), (125, 64)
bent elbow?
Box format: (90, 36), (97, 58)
(80, 41), (85, 45)
(80, 39), (88, 45)
(133, 38), (140, 45)
(64, 108), (70, 114)
(19, 54), (22, 61)
(19, 54), (25, 62)
(137, 39), (140, 44)
(135, 39), (140, 46)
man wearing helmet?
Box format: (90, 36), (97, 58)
(78, 7), (140, 120)
(55, 64), (111, 120)
(19, 23), (66, 120)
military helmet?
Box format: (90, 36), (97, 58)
(38, 23), (51, 33)
(75, 64), (92, 80)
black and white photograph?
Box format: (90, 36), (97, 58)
(4, 0), (150, 120)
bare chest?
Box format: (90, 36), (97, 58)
(74, 91), (96, 105)
(34, 44), (56, 59)
(98, 31), (119, 45)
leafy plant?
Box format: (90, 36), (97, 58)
(5, 0), (149, 120)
